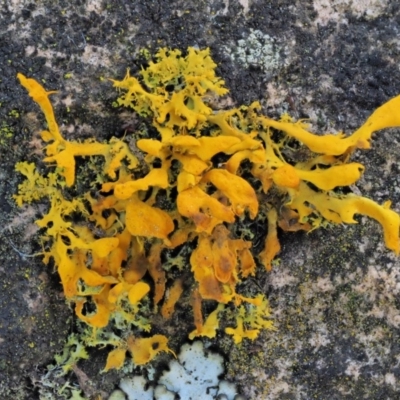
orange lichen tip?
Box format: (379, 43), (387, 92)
(177, 186), (235, 233)
(114, 168), (169, 200)
(127, 335), (175, 365)
(125, 199), (174, 241)
(272, 164), (300, 189)
(104, 348), (126, 371)
(204, 169), (259, 218)
(17, 73), (62, 142)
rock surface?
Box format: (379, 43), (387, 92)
(1, 0), (400, 398)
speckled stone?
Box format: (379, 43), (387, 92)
(1, 1), (400, 398)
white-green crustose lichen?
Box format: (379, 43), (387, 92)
(109, 341), (243, 400)
(224, 28), (284, 73)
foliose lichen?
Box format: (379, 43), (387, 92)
(14, 47), (400, 371)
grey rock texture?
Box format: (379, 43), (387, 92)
(1, 0), (400, 399)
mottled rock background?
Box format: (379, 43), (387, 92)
(1, 0), (400, 399)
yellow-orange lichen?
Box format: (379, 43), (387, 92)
(14, 47), (400, 370)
